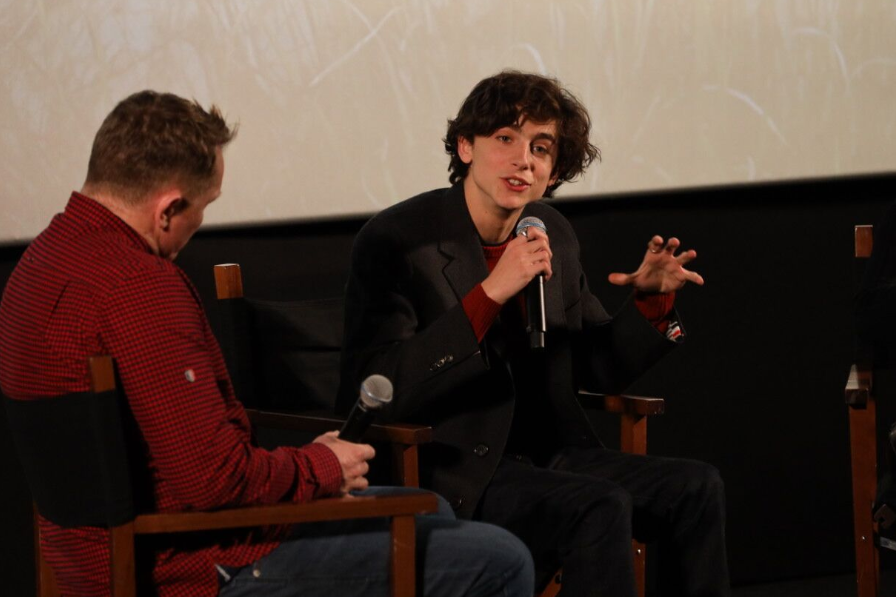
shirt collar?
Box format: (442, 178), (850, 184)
(66, 191), (155, 255)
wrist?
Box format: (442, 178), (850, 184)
(480, 278), (510, 305)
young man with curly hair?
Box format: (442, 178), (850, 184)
(339, 71), (730, 597)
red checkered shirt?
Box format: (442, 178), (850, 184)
(0, 193), (342, 596)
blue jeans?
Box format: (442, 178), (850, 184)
(217, 487), (534, 597)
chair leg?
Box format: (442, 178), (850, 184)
(538, 571), (562, 597)
(33, 505), (60, 597)
(849, 401), (880, 597)
(393, 444), (420, 488)
(538, 412), (651, 597)
(622, 414), (648, 597)
(109, 523), (137, 597)
(633, 540), (646, 597)
(391, 514), (417, 597)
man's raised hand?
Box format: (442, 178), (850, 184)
(608, 235), (704, 294)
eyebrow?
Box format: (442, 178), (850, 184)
(501, 124), (557, 143)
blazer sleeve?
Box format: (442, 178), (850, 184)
(552, 215), (680, 393)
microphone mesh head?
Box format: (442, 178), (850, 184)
(359, 374), (393, 409)
(515, 216), (547, 238)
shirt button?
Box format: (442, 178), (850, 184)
(473, 444), (489, 457)
(252, 568), (262, 578)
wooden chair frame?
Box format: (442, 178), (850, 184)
(31, 356), (437, 597)
(535, 392), (664, 597)
(213, 263), (665, 597)
(846, 224), (884, 597)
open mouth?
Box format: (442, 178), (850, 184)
(504, 178), (531, 190)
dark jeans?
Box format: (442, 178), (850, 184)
(219, 487), (534, 597)
(477, 448), (730, 597)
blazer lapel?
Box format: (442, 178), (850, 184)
(433, 189), (566, 329)
(438, 185), (491, 302)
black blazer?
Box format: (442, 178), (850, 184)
(338, 184), (679, 518)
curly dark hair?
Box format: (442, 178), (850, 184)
(444, 71), (599, 197)
(85, 90), (237, 204)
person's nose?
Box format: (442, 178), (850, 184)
(511, 144), (533, 171)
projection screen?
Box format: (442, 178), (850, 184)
(2, 0), (895, 242)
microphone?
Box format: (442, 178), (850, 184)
(515, 216), (547, 350)
(338, 374), (393, 442)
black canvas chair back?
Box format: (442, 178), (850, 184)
(216, 287), (345, 413)
(6, 354), (435, 597)
(3, 357), (135, 528)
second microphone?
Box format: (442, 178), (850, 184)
(339, 374), (393, 442)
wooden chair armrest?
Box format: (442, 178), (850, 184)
(133, 493), (438, 534)
(845, 363), (872, 407)
(576, 391), (665, 416)
(246, 409), (433, 445)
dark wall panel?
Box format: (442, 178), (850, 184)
(2, 174), (895, 594)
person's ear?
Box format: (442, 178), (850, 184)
(157, 193), (187, 231)
(458, 136), (474, 164)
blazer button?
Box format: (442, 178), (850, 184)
(449, 496), (465, 511)
(473, 443), (489, 457)
(429, 354), (454, 371)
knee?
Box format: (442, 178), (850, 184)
(468, 523), (535, 595)
(572, 483), (633, 541)
(692, 462), (725, 500)
(599, 484), (634, 519)
(491, 526), (536, 588)
(581, 478), (633, 513)
(678, 461), (726, 513)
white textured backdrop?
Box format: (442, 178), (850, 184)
(2, 0), (895, 241)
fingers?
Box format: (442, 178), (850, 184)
(649, 237), (701, 269)
(618, 236), (704, 292)
(663, 237), (681, 254)
(344, 459), (370, 480)
(524, 226), (550, 244)
(520, 227), (553, 279)
(675, 248), (697, 264)
(664, 241), (703, 284)
(341, 452), (372, 494)
(682, 268), (705, 286)
(648, 236), (684, 255)
(607, 272), (632, 286)
(314, 434), (376, 496)
(313, 433), (376, 467)
(484, 231), (554, 303)
(344, 477), (369, 494)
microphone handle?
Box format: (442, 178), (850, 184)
(526, 274), (546, 350)
(339, 401), (375, 443)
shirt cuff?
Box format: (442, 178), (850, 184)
(634, 291), (676, 334)
(297, 442), (343, 499)
(462, 283), (503, 342)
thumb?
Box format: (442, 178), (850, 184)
(607, 272), (632, 286)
